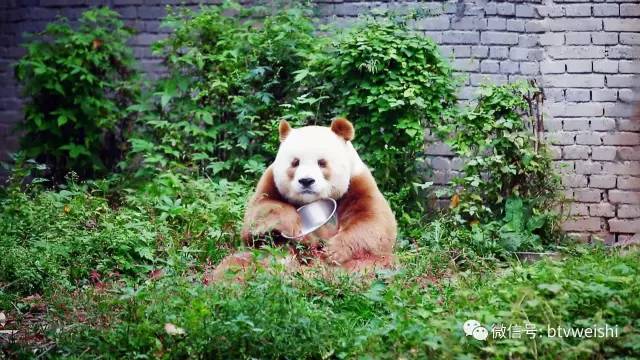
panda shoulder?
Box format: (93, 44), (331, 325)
(346, 142), (367, 177)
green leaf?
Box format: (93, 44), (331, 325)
(502, 197), (525, 232)
(293, 69), (310, 83)
(57, 114), (68, 126)
(538, 283), (562, 294)
(200, 111), (213, 125)
(130, 139), (155, 153)
(161, 93), (172, 108)
(60, 143), (91, 159)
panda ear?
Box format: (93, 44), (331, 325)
(279, 120), (292, 142)
(330, 118), (355, 141)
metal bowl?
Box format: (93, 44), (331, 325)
(282, 198), (338, 241)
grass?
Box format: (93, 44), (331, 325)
(1, 177), (639, 359)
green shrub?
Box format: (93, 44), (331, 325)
(125, 172), (249, 262)
(411, 215), (505, 260)
(51, 249), (640, 359)
(0, 181), (160, 295)
(436, 82), (562, 250)
(128, 4), (320, 179)
(14, 8), (139, 181)
(294, 14), (458, 219)
(128, 6), (457, 223)
(0, 170), (248, 297)
(330, 16), (457, 216)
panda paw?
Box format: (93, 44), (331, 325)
(250, 208), (301, 239)
(323, 236), (353, 265)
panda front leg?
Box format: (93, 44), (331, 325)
(241, 167), (302, 246)
(323, 232), (359, 265)
(322, 173), (397, 267)
(241, 200), (301, 245)
(323, 221), (394, 266)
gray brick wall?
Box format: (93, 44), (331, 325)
(538, 0), (639, 243)
(0, 0), (638, 242)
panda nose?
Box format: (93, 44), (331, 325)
(298, 177), (315, 188)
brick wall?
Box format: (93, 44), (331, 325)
(0, 0), (638, 241)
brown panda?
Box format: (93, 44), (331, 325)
(209, 118), (396, 280)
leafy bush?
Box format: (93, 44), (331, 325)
(0, 170), (248, 297)
(0, 181), (159, 295)
(129, 4), (320, 179)
(125, 172), (249, 261)
(412, 215), (505, 259)
(293, 14), (458, 218)
(437, 82), (562, 250)
(14, 8), (139, 181)
(49, 249), (640, 359)
(129, 6), (457, 222)
(294, 13), (459, 221)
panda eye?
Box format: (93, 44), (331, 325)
(317, 159), (327, 168)
(291, 158), (299, 167)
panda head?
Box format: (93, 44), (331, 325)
(272, 118), (364, 205)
